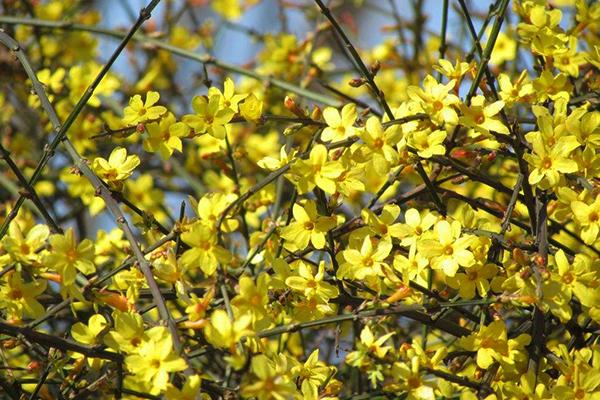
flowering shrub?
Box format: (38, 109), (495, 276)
(1, 0), (600, 398)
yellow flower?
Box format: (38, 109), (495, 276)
(68, 62), (119, 107)
(194, 192), (239, 233)
(3, 223), (49, 266)
(280, 200), (337, 250)
(125, 327), (187, 394)
(143, 112), (190, 160)
(446, 263), (498, 299)
(180, 223), (231, 276)
(407, 74), (460, 126)
(552, 250), (599, 308)
(395, 208), (438, 247)
(523, 133), (579, 188)
(339, 236), (392, 280)
(204, 309), (253, 352)
(124, 174), (167, 224)
(517, 4), (567, 56)
(44, 227), (95, 286)
(285, 261), (339, 301)
(433, 59), (473, 84)
(498, 70), (534, 106)
(92, 147), (140, 190)
(212, 0), (242, 20)
(166, 375), (207, 400)
(418, 219), (475, 277)
(241, 354), (298, 400)
(346, 325), (394, 367)
(29, 67), (65, 108)
(257, 145), (297, 171)
(358, 204), (404, 240)
(103, 311), (145, 354)
(231, 274), (270, 324)
(407, 128), (446, 158)
(208, 77), (247, 112)
(321, 103), (358, 142)
(459, 95), (509, 136)
(392, 356), (435, 400)
(239, 93), (263, 123)
(71, 314), (108, 345)
(183, 94), (234, 139)
(291, 349), (335, 400)
(60, 167), (105, 215)
(489, 30), (517, 65)
(0, 270), (47, 320)
(122, 91), (167, 125)
(291, 144), (344, 194)
(457, 320), (530, 369)
(532, 70), (572, 102)
(571, 197), (600, 244)
(393, 244), (429, 287)
(553, 36), (585, 77)
(357, 116), (404, 174)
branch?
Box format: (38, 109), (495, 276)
(0, 0), (162, 239)
(0, 320), (122, 363)
(0, 3), (191, 374)
(0, 15), (342, 107)
(314, 0), (394, 119)
(0, 141), (61, 233)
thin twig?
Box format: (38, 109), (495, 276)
(313, 0), (394, 119)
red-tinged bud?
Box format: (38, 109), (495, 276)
(188, 0), (210, 6)
(2, 339), (18, 349)
(402, 164), (415, 175)
(311, 106), (322, 121)
(145, 19), (157, 33)
(520, 268), (532, 279)
(486, 150), (497, 162)
(340, 10), (358, 33)
(183, 319), (208, 330)
(474, 368), (484, 380)
(136, 123), (145, 133)
(512, 248), (527, 266)
(483, 199), (506, 215)
(451, 148), (475, 159)
(438, 289), (450, 298)
(399, 342), (412, 352)
(307, 66), (319, 79)
(27, 360), (42, 372)
(449, 359), (462, 372)
(386, 285), (413, 303)
(284, 96), (307, 118)
(40, 272), (62, 283)
(370, 60), (381, 75)
(534, 254), (546, 266)
(96, 290), (132, 312)
(349, 78), (366, 87)
(451, 175), (468, 184)
(547, 201), (558, 215)
(330, 149), (344, 161)
(214, 158), (229, 171)
(38, 386), (53, 400)
(518, 295), (537, 304)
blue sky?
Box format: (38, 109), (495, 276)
(98, 0), (495, 73)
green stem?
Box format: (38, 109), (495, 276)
(0, 15), (342, 107)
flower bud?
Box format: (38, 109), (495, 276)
(348, 78), (366, 87)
